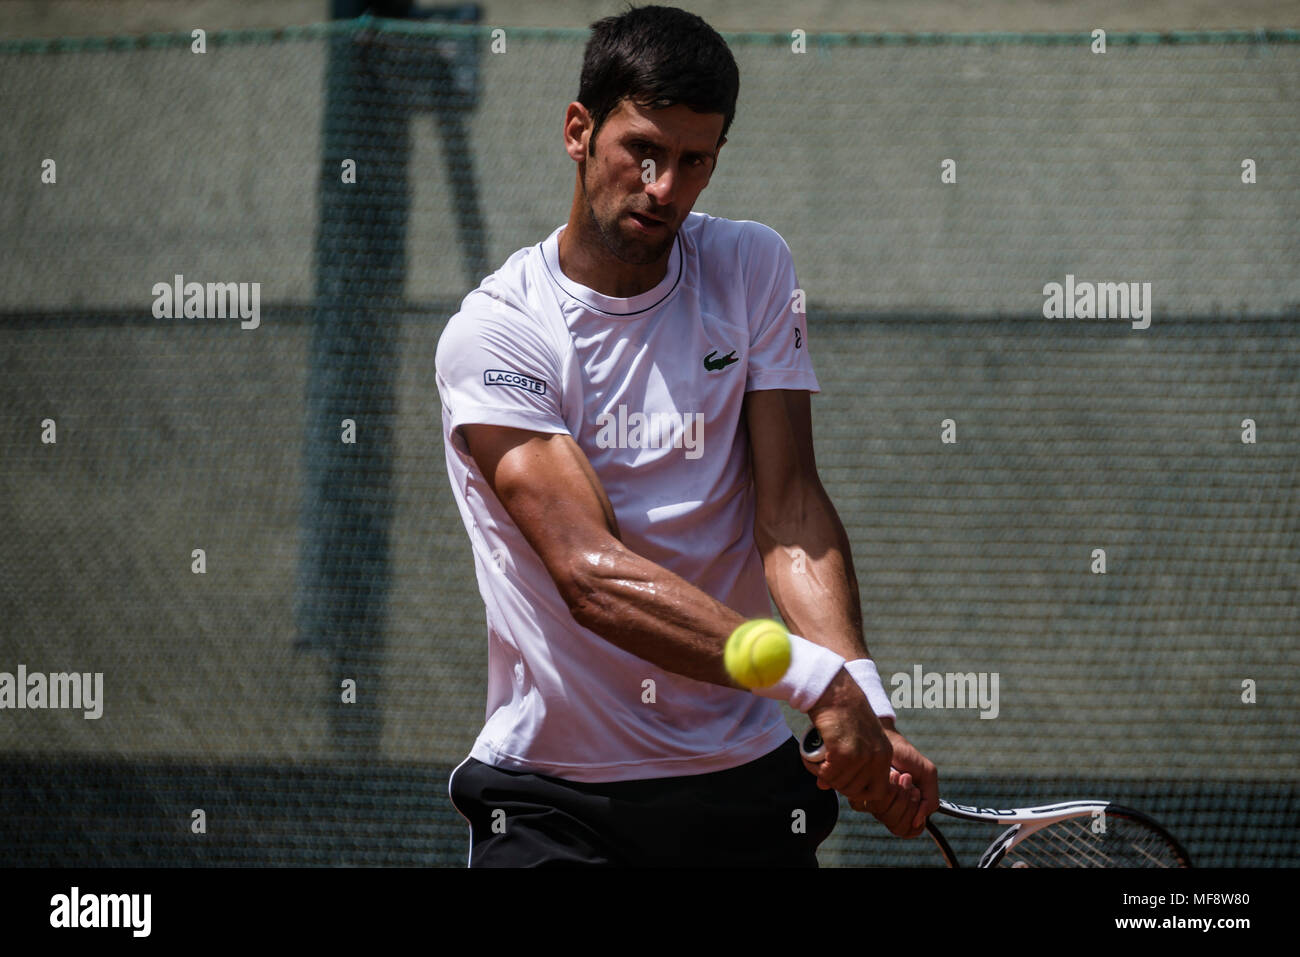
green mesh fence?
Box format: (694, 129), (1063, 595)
(0, 20), (1297, 867)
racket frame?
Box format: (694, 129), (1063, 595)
(798, 727), (1193, 868)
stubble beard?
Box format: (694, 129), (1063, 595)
(580, 161), (675, 267)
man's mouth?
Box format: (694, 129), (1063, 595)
(628, 211), (668, 230)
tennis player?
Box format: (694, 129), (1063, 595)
(436, 4), (938, 866)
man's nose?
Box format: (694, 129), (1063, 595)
(645, 161), (677, 204)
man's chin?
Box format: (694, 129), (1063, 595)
(612, 223), (676, 264)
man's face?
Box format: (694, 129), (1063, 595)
(578, 98), (725, 266)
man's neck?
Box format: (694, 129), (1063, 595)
(557, 191), (672, 298)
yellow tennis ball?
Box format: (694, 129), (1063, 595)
(724, 619), (792, 689)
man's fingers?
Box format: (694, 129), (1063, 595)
(851, 777), (907, 817)
(891, 747), (940, 820)
(894, 771), (927, 830)
(817, 754), (862, 794)
(887, 748), (938, 830)
(913, 770), (939, 828)
(814, 742), (892, 799)
(904, 786), (924, 835)
(845, 771), (930, 837)
(889, 793), (925, 837)
(851, 762), (895, 805)
(895, 771), (922, 823)
(872, 791), (911, 835)
(841, 762), (879, 804)
(817, 752), (928, 835)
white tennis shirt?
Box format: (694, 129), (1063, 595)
(435, 211), (820, 781)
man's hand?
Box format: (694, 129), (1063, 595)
(877, 720), (940, 837)
(805, 670), (897, 807)
(804, 673), (937, 838)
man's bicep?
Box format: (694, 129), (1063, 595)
(460, 423), (621, 589)
(744, 389), (819, 489)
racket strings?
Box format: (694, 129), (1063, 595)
(1010, 817), (1116, 867)
(1002, 815), (1182, 868)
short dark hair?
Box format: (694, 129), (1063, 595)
(578, 5), (739, 153)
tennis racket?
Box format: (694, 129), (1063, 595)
(799, 728), (1193, 868)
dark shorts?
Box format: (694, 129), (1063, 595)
(448, 737), (839, 867)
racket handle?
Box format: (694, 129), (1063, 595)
(800, 727), (826, 763)
(800, 726), (911, 782)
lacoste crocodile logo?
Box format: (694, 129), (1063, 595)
(703, 349), (739, 371)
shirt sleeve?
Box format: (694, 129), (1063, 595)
(742, 223), (820, 394)
(435, 290), (569, 449)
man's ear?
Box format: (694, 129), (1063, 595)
(564, 102), (593, 162)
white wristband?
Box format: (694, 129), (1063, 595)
(753, 633), (845, 713)
(846, 658), (895, 720)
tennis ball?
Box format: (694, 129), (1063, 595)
(724, 619), (792, 689)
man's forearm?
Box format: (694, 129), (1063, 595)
(756, 480), (871, 662)
(561, 539), (749, 688)
(562, 482), (870, 696)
